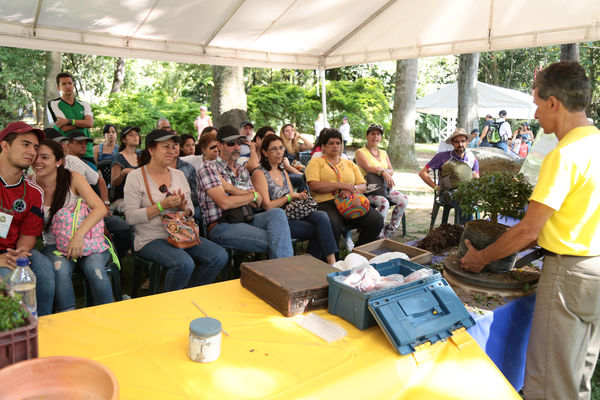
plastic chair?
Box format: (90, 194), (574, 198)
(96, 159), (113, 188)
(429, 169), (459, 231)
(129, 227), (163, 298)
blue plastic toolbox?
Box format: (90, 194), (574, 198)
(327, 258), (475, 355)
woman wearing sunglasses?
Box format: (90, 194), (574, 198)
(355, 124), (408, 239)
(251, 135), (337, 265)
(123, 129), (227, 292)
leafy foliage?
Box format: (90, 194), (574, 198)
(92, 91), (200, 137)
(453, 172), (533, 224)
(0, 282), (28, 332)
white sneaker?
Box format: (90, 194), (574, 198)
(345, 233), (354, 251)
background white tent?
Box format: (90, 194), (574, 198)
(416, 81), (536, 144)
(0, 0), (598, 70)
(416, 82), (536, 119)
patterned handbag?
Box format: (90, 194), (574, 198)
(141, 167), (201, 249)
(324, 158), (370, 219)
(51, 198), (109, 256)
(285, 194), (318, 220)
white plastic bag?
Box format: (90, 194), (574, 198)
(404, 268), (434, 284)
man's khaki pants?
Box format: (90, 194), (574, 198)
(524, 254), (600, 400)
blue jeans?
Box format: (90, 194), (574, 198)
(289, 211), (337, 260)
(137, 238), (228, 291)
(480, 140), (508, 153)
(209, 208), (293, 259)
(30, 249), (56, 317)
(42, 245), (113, 312)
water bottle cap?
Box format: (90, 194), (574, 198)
(16, 257), (29, 267)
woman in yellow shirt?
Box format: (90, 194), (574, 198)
(305, 129), (383, 250)
(355, 124), (408, 239)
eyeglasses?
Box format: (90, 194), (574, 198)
(367, 124), (383, 133)
(159, 184), (173, 197)
(267, 145), (285, 152)
(209, 145), (218, 150)
(224, 138), (247, 147)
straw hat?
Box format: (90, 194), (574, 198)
(445, 128), (475, 144)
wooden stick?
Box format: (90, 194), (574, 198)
(191, 300), (229, 336)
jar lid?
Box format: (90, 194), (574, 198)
(190, 317), (221, 338)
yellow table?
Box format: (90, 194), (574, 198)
(39, 280), (520, 399)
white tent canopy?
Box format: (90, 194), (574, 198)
(0, 0), (599, 69)
(416, 81), (536, 119)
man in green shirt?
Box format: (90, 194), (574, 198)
(47, 72), (94, 162)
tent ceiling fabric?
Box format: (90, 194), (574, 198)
(416, 82), (537, 119)
(0, 0), (599, 69)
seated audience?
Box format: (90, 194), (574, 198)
(305, 129), (383, 249)
(245, 125), (276, 173)
(111, 126), (140, 202)
(355, 124), (408, 239)
(252, 135), (337, 264)
(124, 129), (227, 291)
(197, 125), (293, 259)
(33, 140), (113, 312)
(238, 121), (259, 167)
(93, 124), (119, 163)
(417, 128), (479, 224)
(280, 123), (313, 168)
(0, 122), (54, 316)
(179, 134), (196, 157)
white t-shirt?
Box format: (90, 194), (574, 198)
(179, 155), (204, 172)
(64, 155), (99, 185)
(339, 122), (351, 141)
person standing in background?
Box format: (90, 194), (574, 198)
(194, 106), (212, 138)
(314, 113), (329, 140)
(47, 72), (94, 164)
(339, 116), (350, 153)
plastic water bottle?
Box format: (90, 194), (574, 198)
(8, 257), (37, 318)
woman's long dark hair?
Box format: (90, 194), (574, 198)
(179, 134), (195, 157)
(40, 140), (73, 232)
(119, 127), (139, 152)
(259, 135), (285, 171)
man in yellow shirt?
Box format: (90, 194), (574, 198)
(461, 61), (600, 400)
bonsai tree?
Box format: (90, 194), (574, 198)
(0, 281), (28, 332)
(453, 171), (533, 225)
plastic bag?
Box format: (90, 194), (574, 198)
(404, 268), (434, 284)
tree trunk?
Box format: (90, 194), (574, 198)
(457, 53), (480, 133)
(389, 58), (419, 169)
(43, 51), (61, 129)
(211, 65), (248, 128)
(560, 43), (580, 62)
(110, 57), (125, 94)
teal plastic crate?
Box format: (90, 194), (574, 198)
(327, 258), (474, 355)
(327, 258), (435, 330)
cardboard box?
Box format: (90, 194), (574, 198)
(353, 239), (432, 265)
(240, 255), (338, 317)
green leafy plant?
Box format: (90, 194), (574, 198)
(453, 172), (533, 225)
(0, 281), (28, 332)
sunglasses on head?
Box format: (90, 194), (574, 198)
(367, 123), (383, 133)
(159, 184), (173, 197)
(224, 138), (246, 147)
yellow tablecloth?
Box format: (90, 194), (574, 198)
(39, 280), (520, 399)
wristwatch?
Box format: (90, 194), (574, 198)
(104, 200), (111, 206)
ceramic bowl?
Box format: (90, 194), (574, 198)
(0, 355), (118, 399)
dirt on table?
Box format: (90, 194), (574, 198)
(452, 286), (507, 313)
(417, 223), (464, 254)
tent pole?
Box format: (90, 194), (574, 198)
(320, 67), (327, 126)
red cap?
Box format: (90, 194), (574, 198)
(0, 121), (45, 143)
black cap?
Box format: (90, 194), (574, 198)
(499, 110), (507, 117)
(120, 126), (141, 138)
(240, 121), (253, 129)
(66, 130), (93, 142)
(144, 129), (178, 147)
(471, 128), (479, 134)
(43, 128), (67, 142)
(217, 125), (244, 142)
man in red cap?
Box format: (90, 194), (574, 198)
(0, 121), (55, 316)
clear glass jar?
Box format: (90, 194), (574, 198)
(188, 317), (221, 363)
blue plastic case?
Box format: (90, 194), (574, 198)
(327, 258), (475, 355)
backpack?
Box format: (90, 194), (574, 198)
(486, 122), (503, 144)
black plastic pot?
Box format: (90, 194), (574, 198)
(457, 220), (517, 273)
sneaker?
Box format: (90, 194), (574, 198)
(345, 233), (354, 251)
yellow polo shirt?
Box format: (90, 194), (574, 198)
(531, 125), (600, 255)
(305, 157), (365, 203)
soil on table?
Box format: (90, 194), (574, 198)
(417, 223), (464, 254)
